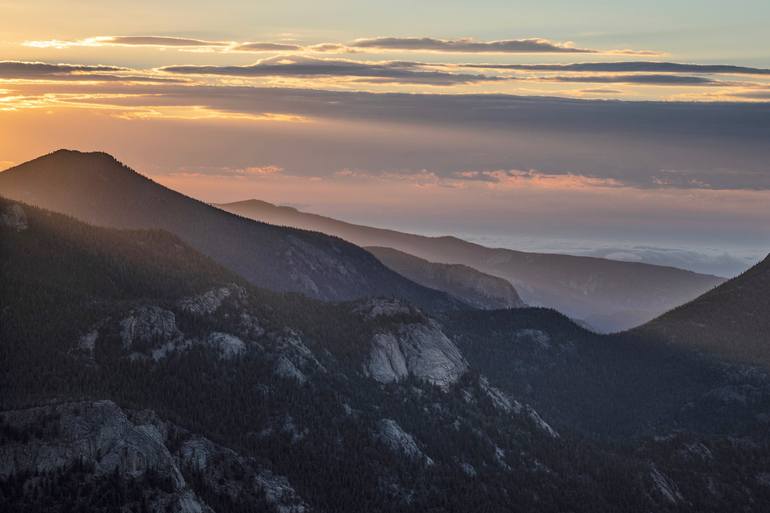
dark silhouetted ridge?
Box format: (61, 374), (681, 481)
(634, 253), (770, 368)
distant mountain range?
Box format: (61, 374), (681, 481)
(3, 196), (770, 512)
(0, 150), (463, 312)
(367, 246), (526, 310)
(634, 253), (770, 368)
(218, 199), (725, 332)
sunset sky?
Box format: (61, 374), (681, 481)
(2, 0), (769, 275)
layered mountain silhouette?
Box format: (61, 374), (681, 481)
(218, 199), (725, 332)
(367, 246), (525, 310)
(0, 150), (463, 311)
(634, 254), (770, 368)
(4, 196), (770, 512)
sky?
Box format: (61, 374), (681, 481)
(1, 0), (769, 276)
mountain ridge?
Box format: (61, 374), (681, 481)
(0, 150), (465, 312)
(4, 195), (770, 512)
(217, 198), (725, 332)
(633, 252), (770, 368)
(367, 245), (526, 310)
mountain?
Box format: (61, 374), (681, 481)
(4, 196), (770, 512)
(217, 199), (724, 332)
(0, 150), (463, 312)
(367, 246), (525, 310)
(441, 307), (770, 439)
(634, 253), (770, 368)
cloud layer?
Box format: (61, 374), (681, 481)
(544, 74), (718, 85)
(6, 78), (766, 190)
(0, 61), (183, 83)
(161, 56), (503, 85)
(466, 61), (770, 75)
(348, 36), (595, 53)
(23, 34), (656, 55)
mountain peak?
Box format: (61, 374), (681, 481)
(221, 199), (300, 214)
(5, 148), (129, 175)
(42, 148), (119, 162)
(0, 151), (463, 310)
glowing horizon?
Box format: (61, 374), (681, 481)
(1, 0), (769, 275)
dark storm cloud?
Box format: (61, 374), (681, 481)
(161, 56), (504, 85)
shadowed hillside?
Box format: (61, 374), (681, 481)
(0, 150), (464, 312)
(634, 253), (770, 368)
(3, 196), (770, 512)
(367, 246), (525, 310)
(218, 199), (724, 332)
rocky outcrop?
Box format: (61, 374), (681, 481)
(365, 321), (468, 388)
(205, 332), (246, 359)
(526, 407), (559, 439)
(0, 400), (184, 484)
(0, 400), (308, 513)
(477, 376), (558, 438)
(272, 329), (325, 375)
(650, 464), (684, 504)
(176, 434), (308, 513)
(479, 376), (517, 414)
(0, 202), (27, 231)
(239, 312), (266, 339)
(120, 306), (182, 351)
(375, 419), (433, 465)
(177, 285), (245, 316)
(367, 333), (410, 383)
(0, 401), (207, 512)
(367, 246), (525, 310)
(274, 356), (307, 384)
(355, 298), (415, 320)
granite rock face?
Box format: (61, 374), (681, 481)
(375, 418), (433, 465)
(176, 434), (309, 513)
(356, 298), (414, 320)
(0, 400), (308, 513)
(120, 306), (182, 351)
(205, 332), (246, 359)
(177, 285), (246, 316)
(367, 246), (526, 310)
(0, 203), (27, 231)
(0, 401), (205, 512)
(365, 321), (468, 388)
